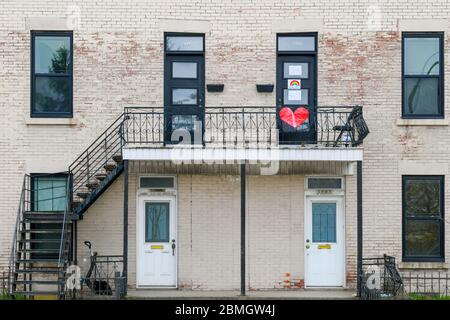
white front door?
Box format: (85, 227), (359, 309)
(305, 196), (344, 287)
(137, 196), (177, 287)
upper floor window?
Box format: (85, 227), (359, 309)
(31, 31), (73, 117)
(402, 33), (444, 118)
(402, 175), (444, 262)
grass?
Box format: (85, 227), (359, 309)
(409, 293), (450, 300)
(0, 292), (27, 300)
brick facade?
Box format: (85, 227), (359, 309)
(1, 1), (450, 289)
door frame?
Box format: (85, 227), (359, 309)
(163, 32), (205, 145)
(276, 33), (318, 144)
(136, 193), (178, 288)
(304, 194), (346, 288)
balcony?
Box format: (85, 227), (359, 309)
(122, 106), (369, 148)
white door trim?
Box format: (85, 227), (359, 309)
(136, 194), (178, 288)
(304, 195), (346, 288)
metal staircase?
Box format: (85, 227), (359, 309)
(70, 114), (126, 219)
(9, 114), (128, 299)
(9, 174), (72, 298)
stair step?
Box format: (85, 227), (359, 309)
(16, 269), (62, 274)
(14, 280), (62, 285)
(21, 229), (68, 234)
(86, 181), (99, 189)
(104, 163), (116, 172)
(18, 249), (68, 254)
(13, 291), (60, 296)
(112, 154), (123, 164)
(22, 212), (72, 221)
(17, 259), (59, 264)
(76, 191), (90, 199)
(95, 173), (108, 181)
(18, 239), (68, 244)
(21, 220), (71, 224)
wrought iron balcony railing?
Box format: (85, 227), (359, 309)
(123, 106), (369, 147)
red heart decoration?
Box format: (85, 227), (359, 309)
(279, 107), (309, 128)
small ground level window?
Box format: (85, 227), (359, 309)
(402, 175), (444, 262)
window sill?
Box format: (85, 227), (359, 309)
(399, 262), (448, 270)
(396, 119), (449, 126)
(25, 118), (78, 126)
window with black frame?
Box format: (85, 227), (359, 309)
(402, 176), (444, 262)
(31, 31), (73, 117)
(31, 174), (68, 259)
(402, 33), (444, 118)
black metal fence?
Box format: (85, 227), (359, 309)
(359, 255), (404, 300)
(401, 272), (450, 298)
(1, 271), (9, 299)
(123, 106), (369, 147)
(64, 255), (125, 300)
(359, 255), (450, 300)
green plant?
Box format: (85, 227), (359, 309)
(409, 293), (450, 300)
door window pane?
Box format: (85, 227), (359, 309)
(35, 36), (71, 74)
(312, 203), (336, 243)
(403, 78), (439, 116)
(172, 115), (197, 131)
(34, 76), (71, 113)
(278, 36), (315, 51)
(145, 202), (170, 242)
(283, 62), (308, 78)
(405, 220), (441, 257)
(166, 36), (203, 51)
(405, 178), (441, 216)
(404, 37), (440, 75)
(172, 62), (197, 78)
(172, 88), (197, 105)
(283, 89), (308, 105)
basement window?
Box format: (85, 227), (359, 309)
(31, 31), (73, 118)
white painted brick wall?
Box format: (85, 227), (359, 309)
(1, 0), (450, 288)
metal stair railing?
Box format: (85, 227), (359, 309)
(8, 175), (27, 296)
(69, 114), (126, 215)
(57, 174), (73, 298)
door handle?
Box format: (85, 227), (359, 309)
(171, 239), (176, 256)
(306, 239), (310, 249)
